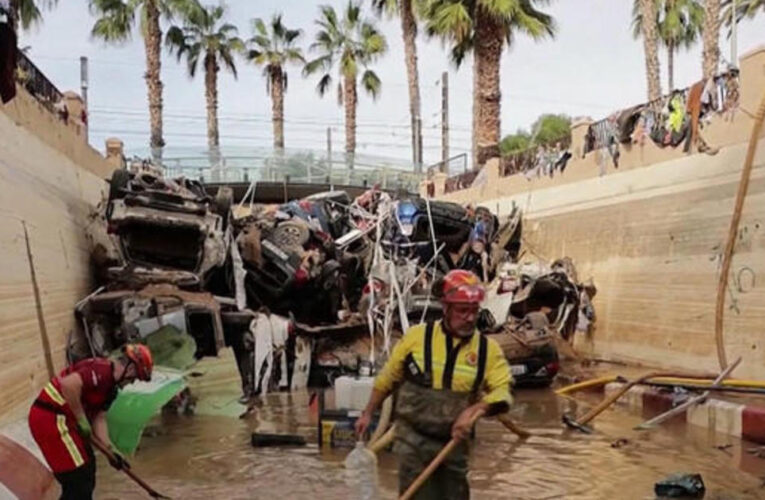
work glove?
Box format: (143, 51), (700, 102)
(108, 448), (130, 471)
(76, 416), (92, 439)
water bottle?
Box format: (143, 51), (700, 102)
(344, 441), (379, 500)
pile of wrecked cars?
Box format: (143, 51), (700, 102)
(75, 160), (595, 404)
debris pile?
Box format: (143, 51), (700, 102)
(76, 161), (596, 401)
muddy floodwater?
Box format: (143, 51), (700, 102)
(97, 355), (765, 499)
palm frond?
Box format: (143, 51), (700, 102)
(317, 73), (333, 96)
(361, 69), (382, 99)
(303, 54), (333, 76)
(90, 0), (136, 42)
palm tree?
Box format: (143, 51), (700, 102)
(424, 0), (555, 168)
(661, 0), (704, 91)
(372, 0), (422, 169)
(246, 15), (304, 151)
(702, 0), (721, 80)
(633, 0), (704, 93)
(8, 0), (58, 31)
(90, 0), (201, 160)
(633, 0), (663, 101)
(166, 3), (243, 151)
(304, 2), (387, 167)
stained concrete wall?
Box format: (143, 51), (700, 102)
(0, 85), (113, 427)
(432, 46), (765, 379)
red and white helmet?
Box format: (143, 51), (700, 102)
(441, 270), (485, 305)
(123, 344), (153, 382)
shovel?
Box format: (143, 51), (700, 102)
(91, 438), (171, 499)
(562, 370), (719, 433)
(634, 357), (741, 431)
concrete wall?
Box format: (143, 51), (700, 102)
(431, 47), (765, 379)
(0, 85), (113, 427)
(431, 46), (765, 206)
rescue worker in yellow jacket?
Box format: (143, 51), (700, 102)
(355, 270), (512, 499)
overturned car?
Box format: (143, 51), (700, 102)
(71, 284), (226, 365)
(480, 258), (596, 387)
(88, 162), (232, 289)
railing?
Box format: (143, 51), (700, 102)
(15, 49), (64, 112)
(499, 137), (572, 178)
(161, 150), (425, 193)
(425, 153), (469, 176)
(583, 68), (741, 154)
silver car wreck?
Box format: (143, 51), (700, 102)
(88, 162), (231, 289)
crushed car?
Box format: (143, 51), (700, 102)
(481, 258), (596, 387)
(87, 161), (232, 289)
(70, 284), (226, 364)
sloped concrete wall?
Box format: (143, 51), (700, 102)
(432, 47), (765, 379)
(0, 86), (112, 427)
(487, 139), (765, 379)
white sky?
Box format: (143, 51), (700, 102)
(18, 0), (765, 167)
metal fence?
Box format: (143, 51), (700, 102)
(16, 49), (64, 112)
(424, 153), (469, 176)
(161, 149), (426, 193)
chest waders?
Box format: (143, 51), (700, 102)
(394, 321), (488, 500)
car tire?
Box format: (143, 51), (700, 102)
(272, 220), (310, 248)
(214, 187), (233, 216)
(109, 169), (130, 201)
(214, 187), (234, 229)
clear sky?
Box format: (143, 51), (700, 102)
(18, 0), (765, 167)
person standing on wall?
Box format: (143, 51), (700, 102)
(355, 270), (512, 499)
(28, 344), (153, 500)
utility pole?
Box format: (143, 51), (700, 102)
(326, 127), (333, 185)
(731, 0), (738, 67)
(414, 117), (423, 173)
(441, 71), (449, 173)
(80, 56), (89, 141)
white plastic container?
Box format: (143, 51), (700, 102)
(335, 376), (375, 411)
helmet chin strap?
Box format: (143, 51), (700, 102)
(117, 359), (133, 385)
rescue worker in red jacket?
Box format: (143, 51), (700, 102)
(28, 344), (153, 500)
(356, 270), (512, 499)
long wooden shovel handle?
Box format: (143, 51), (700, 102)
(399, 410), (485, 500)
(91, 438), (171, 499)
(498, 414), (531, 438)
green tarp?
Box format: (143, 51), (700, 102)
(107, 368), (186, 455)
(107, 326), (197, 455)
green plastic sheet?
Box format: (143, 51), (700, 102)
(107, 368), (186, 455)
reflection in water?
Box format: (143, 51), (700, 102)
(97, 362), (764, 499)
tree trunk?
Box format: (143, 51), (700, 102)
(271, 68), (285, 150)
(472, 54), (478, 169)
(668, 40), (674, 92)
(204, 52), (219, 150)
(8, 0), (19, 32)
(473, 6), (502, 168)
(639, 0), (663, 102)
(702, 0), (721, 80)
(399, 0), (421, 170)
(344, 73), (357, 169)
(144, 0), (164, 161)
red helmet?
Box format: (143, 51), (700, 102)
(441, 270), (485, 305)
(123, 344), (153, 381)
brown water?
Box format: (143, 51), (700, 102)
(97, 356), (765, 499)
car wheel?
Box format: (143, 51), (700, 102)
(272, 220), (310, 248)
(214, 187), (233, 216)
(214, 187), (234, 229)
(109, 169), (130, 201)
